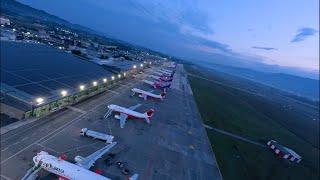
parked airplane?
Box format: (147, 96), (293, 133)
(149, 75), (173, 82)
(154, 71), (173, 78)
(131, 88), (166, 101)
(156, 70), (172, 76)
(167, 64), (176, 68)
(158, 69), (174, 74)
(142, 79), (171, 90)
(104, 104), (154, 128)
(160, 69), (174, 74)
(22, 142), (128, 180)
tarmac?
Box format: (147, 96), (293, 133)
(0, 64), (222, 180)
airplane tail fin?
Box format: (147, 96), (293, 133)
(160, 92), (166, 100)
(95, 169), (104, 175)
(144, 109), (154, 123)
(145, 109), (154, 117)
(58, 154), (68, 161)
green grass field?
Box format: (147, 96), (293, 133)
(185, 65), (319, 180)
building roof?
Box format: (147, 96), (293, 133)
(1, 41), (113, 106)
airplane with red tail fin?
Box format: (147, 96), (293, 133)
(104, 104), (154, 128)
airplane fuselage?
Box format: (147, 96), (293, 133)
(131, 88), (163, 100)
(33, 151), (109, 180)
(158, 69), (173, 74)
(107, 104), (147, 119)
(149, 75), (172, 82)
(160, 69), (173, 74)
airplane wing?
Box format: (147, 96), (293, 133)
(148, 90), (154, 93)
(119, 113), (128, 128)
(128, 104), (141, 110)
(76, 142), (117, 169)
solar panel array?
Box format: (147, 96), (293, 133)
(1, 41), (113, 104)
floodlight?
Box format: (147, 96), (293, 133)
(61, 90), (68, 97)
(36, 97), (44, 105)
(79, 85), (85, 91)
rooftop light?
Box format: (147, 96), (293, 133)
(36, 97), (44, 105)
(61, 90), (68, 97)
(92, 81), (98, 86)
(79, 85), (85, 91)
(133, 65), (137, 69)
(111, 76), (115, 80)
(140, 64), (143, 67)
(103, 78), (107, 83)
(118, 74), (121, 78)
(123, 72), (126, 76)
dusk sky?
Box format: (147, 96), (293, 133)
(18, 0), (319, 73)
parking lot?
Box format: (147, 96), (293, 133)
(0, 65), (222, 180)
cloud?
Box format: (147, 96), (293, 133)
(252, 46), (278, 51)
(200, 39), (231, 53)
(291, 27), (318, 42)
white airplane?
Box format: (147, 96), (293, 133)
(131, 88), (166, 101)
(167, 64), (176, 68)
(156, 70), (172, 76)
(142, 79), (171, 90)
(158, 68), (174, 74)
(160, 69), (174, 74)
(154, 71), (173, 78)
(149, 75), (172, 82)
(22, 142), (132, 180)
(104, 104), (154, 128)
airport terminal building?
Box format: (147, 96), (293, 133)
(0, 41), (146, 119)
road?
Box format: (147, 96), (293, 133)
(203, 124), (266, 148)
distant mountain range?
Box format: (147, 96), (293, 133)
(0, 0), (170, 58)
(204, 63), (319, 100)
(2, 0), (319, 101)
(1, 0), (98, 34)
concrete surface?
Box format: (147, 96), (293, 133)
(0, 65), (222, 180)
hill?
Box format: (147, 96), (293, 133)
(1, 0), (96, 33)
(204, 63), (319, 100)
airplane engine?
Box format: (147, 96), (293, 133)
(74, 155), (85, 163)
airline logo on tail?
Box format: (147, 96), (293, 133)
(143, 109), (154, 123)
